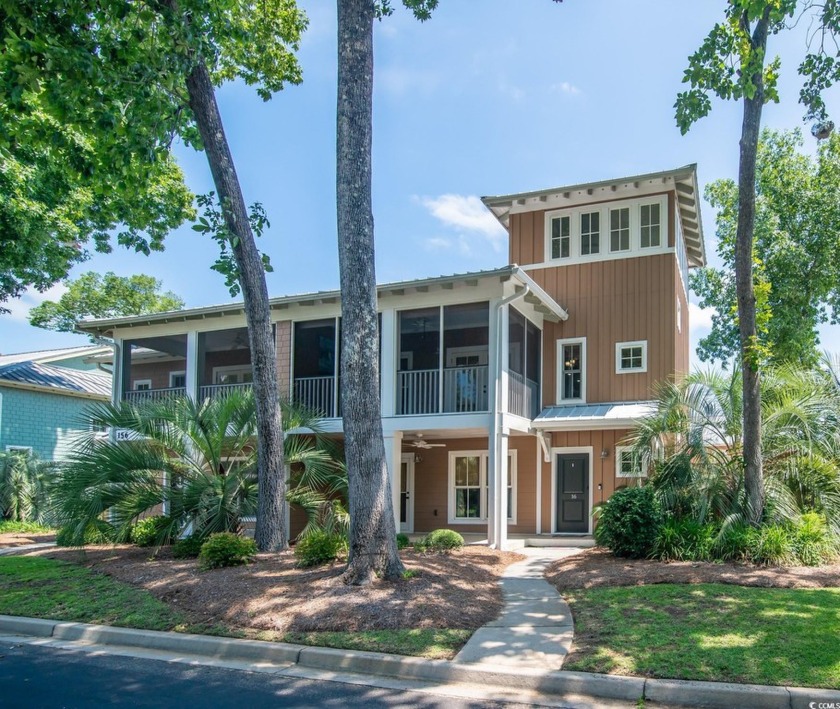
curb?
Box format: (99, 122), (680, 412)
(2, 615), (838, 708)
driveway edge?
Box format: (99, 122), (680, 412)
(2, 615), (838, 707)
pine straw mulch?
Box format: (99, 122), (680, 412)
(546, 547), (840, 592)
(0, 532), (56, 548)
(32, 545), (523, 635)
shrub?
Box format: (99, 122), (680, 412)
(791, 512), (838, 566)
(172, 534), (206, 559)
(652, 518), (716, 561)
(0, 520), (50, 534)
(594, 486), (663, 559)
(56, 520), (116, 547)
(423, 529), (464, 551)
(198, 532), (257, 570)
(748, 524), (795, 566)
(714, 522), (755, 562)
(396, 533), (410, 550)
(131, 516), (172, 547)
(294, 530), (347, 568)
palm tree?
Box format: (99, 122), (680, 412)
(52, 390), (344, 547)
(625, 363), (840, 532)
(0, 450), (55, 525)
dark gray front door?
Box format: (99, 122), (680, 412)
(556, 454), (589, 533)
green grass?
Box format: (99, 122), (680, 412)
(0, 556), (188, 631)
(564, 584), (840, 689)
(282, 629), (473, 659)
(0, 521), (52, 534)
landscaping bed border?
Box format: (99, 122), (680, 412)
(2, 614), (837, 708)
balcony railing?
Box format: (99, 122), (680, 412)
(199, 382), (252, 400)
(507, 370), (540, 419)
(397, 366), (488, 415)
(293, 376), (337, 417)
(124, 387), (186, 403)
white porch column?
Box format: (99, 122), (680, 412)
(111, 339), (124, 408)
(497, 432), (510, 550)
(186, 331), (200, 401)
(383, 430), (403, 529)
(380, 309), (396, 418)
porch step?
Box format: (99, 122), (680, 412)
(524, 536), (595, 548)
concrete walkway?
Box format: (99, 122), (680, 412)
(455, 547), (584, 669)
(0, 542), (56, 556)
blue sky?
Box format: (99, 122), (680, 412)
(2, 0), (838, 365)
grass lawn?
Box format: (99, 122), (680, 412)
(0, 521), (52, 534)
(0, 556), (472, 659)
(564, 583), (840, 689)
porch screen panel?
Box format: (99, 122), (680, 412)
(293, 319), (336, 416)
(507, 308), (527, 417)
(398, 307), (440, 414)
(443, 301), (489, 413)
(525, 320), (541, 418)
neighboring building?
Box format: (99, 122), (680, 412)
(0, 346), (112, 460)
(78, 166), (704, 548)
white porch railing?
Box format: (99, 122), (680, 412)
(397, 369), (439, 415)
(293, 376), (336, 417)
(124, 387), (186, 403)
(199, 383), (252, 400)
(397, 366), (489, 415)
(507, 370), (540, 419)
(443, 366), (489, 413)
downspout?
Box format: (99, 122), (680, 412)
(490, 285), (529, 549)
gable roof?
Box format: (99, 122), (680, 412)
(0, 360), (111, 399)
(0, 345), (111, 368)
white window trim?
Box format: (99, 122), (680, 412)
(169, 370), (186, 388)
(543, 195), (669, 267)
(5, 445), (33, 454)
(556, 337), (586, 403)
(615, 340), (648, 374)
(615, 445), (649, 479)
(608, 205), (632, 254)
(133, 379), (152, 391)
(212, 364), (252, 383)
(447, 450), (517, 524)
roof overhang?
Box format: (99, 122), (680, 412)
(482, 165), (706, 268)
(0, 378), (109, 400)
(531, 401), (657, 432)
(77, 265), (569, 337)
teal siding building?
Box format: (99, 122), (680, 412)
(0, 346), (112, 461)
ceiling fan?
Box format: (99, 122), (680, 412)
(407, 433), (446, 449)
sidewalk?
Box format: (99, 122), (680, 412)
(0, 542), (56, 556)
(455, 547), (581, 669)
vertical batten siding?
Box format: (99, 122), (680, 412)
(275, 320), (292, 399)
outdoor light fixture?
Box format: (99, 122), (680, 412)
(601, 448), (609, 459)
(414, 453), (423, 464)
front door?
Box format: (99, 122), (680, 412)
(399, 453), (415, 532)
(556, 454), (589, 533)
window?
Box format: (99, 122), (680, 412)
(557, 338), (585, 402)
(616, 446), (647, 478)
(133, 379), (152, 391)
(449, 451), (517, 523)
(550, 215), (571, 259)
(169, 371), (186, 388)
(609, 207), (630, 252)
(640, 203), (661, 248)
(213, 366), (253, 385)
(5, 445), (32, 455)
(580, 211), (600, 255)
(616, 341), (647, 373)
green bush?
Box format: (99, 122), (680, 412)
(0, 521), (51, 534)
(198, 532), (257, 570)
(55, 520), (116, 547)
(791, 513), (838, 566)
(594, 486), (663, 559)
(130, 516), (172, 547)
(652, 518), (716, 561)
(172, 534), (206, 559)
(294, 530), (347, 568)
(714, 522), (755, 562)
(396, 533), (410, 550)
(423, 529), (464, 551)
(749, 524), (795, 566)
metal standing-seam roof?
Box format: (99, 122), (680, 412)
(0, 360), (111, 399)
(532, 401), (657, 430)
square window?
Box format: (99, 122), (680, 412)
(610, 207), (630, 252)
(616, 447), (647, 478)
(616, 341), (647, 373)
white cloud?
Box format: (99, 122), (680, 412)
(5, 283), (68, 323)
(689, 302), (715, 333)
(423, 236), (453, 251)
(377, 67), (440, 96)
(416, 194), (507, 253)
(550, 81), (581, 96)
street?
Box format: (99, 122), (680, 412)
(0, 642), (539, 709)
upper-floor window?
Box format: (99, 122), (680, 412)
(550, 215), (571, 259)
(557, 337), (585, 402)
(640, 203), (661, 248)
(609, 207), (630, 252)
(616, 340), (647, 374)
(580, 211), (600, 255)
(169, 371), (186, 388)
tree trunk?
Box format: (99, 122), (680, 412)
(336, 0), (404, 584)
(185, 62), (288, 551)
(736, 11), (770, 525)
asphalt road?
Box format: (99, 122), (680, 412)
(0, 642), (537, 709)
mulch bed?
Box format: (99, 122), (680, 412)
(546, 547), (840, 591)
(33, 545), (522, 634)
(0, 532), (56, 548)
